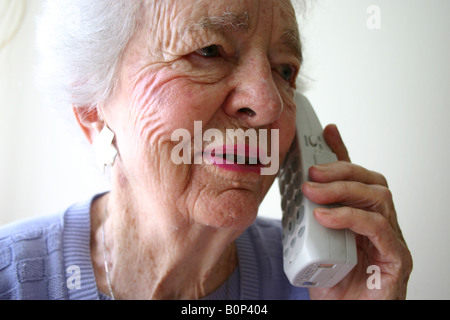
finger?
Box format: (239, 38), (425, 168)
(314, 206), (413, 297)
(313, 206), (398, 261)
(323, 124), (351, 162)
(302, 181), (395, 218)
(309, 161), (389, 187)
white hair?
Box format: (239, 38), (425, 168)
(36, 0), (142, 109)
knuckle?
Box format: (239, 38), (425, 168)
(342, 161), (359, 180)
(345, 206), (362, 230)
(378, 214), (391, 230)
(379, 185), (393, 202)
(373, 171), (389, 187)
(371, 214), (391, 242)
(348, 206), (360, 222)
(372, 185), (393, 209)
(341, 180), (354, 196)
(380, 175), (389, 187)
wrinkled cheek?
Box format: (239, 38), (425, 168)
(115, 96), (193, 200)
(129, 73), (198, 135)
(116, 65), (228, 198)
(116, 123), (191, 204)
(124, 73), (183, 156)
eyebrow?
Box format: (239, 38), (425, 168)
(281, 27), (303, 63)
(186, 9), (302, 63)
(187, 10), (250, 33)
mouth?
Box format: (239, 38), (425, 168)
(203, 145), (265, 174)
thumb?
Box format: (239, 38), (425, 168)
(323, 124), (351, 162)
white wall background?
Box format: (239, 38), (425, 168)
(1, 0), (449, 300)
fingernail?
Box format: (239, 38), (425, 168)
(302, 182), (323, 194)
(312, 164), (329, 171)
(315, 208), (331, 215)
(305, 182), (323, 188)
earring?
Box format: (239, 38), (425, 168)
(93, 125), (118, 173)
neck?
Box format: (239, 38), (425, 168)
(91, 192), (240, 300)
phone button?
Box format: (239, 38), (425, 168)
(288, 220), (294, 235)
(286, 203), (295, 218)
(298, 226), (305, 238)
(279, 179), (286, 194)
(281, 197), (288, 211)
(282, 215), (288, 228)
(290, 156), (300, 172)
(293, 172), (302, 188)
(284, 168), (292, 184)
(290, 237), (297, 248)
(286, 185), (294, 201)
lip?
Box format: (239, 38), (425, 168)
(203, 145), (265, 174)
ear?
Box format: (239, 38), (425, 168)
(73, 106), (105, 145)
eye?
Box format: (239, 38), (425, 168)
(195, 45), (221, 58)
(276, 64), (297, 82)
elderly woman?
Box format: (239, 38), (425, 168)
(0, 0), (412, 300)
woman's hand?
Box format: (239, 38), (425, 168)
(303, 125), (413, 300)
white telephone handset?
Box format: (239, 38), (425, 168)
(279, 93), (357, 287)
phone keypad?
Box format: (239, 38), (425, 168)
(279, 141), (307, 264)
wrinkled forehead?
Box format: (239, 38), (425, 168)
(182, 0), (297, 27)
(139, 0), (301, 58)
(141, 0), (297, 27)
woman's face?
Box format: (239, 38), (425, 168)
(104, 0), (301, 229)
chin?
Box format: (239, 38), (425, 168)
(198, 189), (261, 230)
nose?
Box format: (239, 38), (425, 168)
(223, 54), (283, 128)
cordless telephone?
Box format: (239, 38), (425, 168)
(279, 93), (357, 287)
